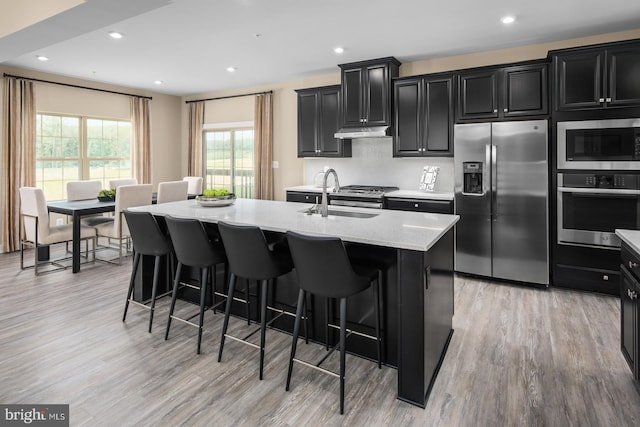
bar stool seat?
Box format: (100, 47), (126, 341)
(217, 222), (304, 380)
(285, 231), (383, 415)
(122, 210), (173, 333)
(164, 216), (227, 354)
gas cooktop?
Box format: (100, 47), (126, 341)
(336, 185), (399, 196)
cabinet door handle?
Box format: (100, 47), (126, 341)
(414, 203), (419, 208)
(603, 275), (609, 281)
(493, 109), (498, 113)
(629, 261), (638, 269)
(606, 97), (612, 103)
(599, 98), (605, 103)
(632, 291), (638, 300)
(503, 108), (508, 113)
(629, 289), (633, 298)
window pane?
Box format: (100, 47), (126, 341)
(35, 113), (131, 198)
(36, 160), (79, 201)
(86, 118), (131, 162)
(205, 131), (232, 190)
(204, 128), (254, 197)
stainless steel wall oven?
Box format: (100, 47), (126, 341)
(557, 172), (640, 248)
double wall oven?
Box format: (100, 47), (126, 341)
(557, 118), (640, 249)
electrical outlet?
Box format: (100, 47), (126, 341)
(272, 160), (279, 169)
(56, 218), (64, 226)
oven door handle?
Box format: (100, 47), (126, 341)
(557, 187), (640, 195)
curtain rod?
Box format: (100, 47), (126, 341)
(185, 90), (272, 104)
(3, 73), (153, 100)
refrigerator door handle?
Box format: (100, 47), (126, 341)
(485, 143), (492, 199)
(491, 144), (497, 221)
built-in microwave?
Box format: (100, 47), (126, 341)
(557, 118), (640, 170)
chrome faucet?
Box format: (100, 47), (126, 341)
(320, 168), (340, 217)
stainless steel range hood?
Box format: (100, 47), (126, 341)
(334, 126), (390, 139)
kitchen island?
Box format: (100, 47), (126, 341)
(130, 198), (458, 408)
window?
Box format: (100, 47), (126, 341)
(204, 126), (254, 198)
(36, 114), (132, 200)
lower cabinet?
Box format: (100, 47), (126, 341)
(385, 197), (453, 214)
(621, 243), (640, 379)
(286, 191), (322, 204)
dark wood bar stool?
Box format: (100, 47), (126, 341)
(164, 216), (227, 354)
(122, 210), (173, 333)
(217, 221), (300, 380)
(285, 231), (382, 415)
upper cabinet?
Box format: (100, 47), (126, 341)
(457, 62), (548, 122)
(339, 57), (400, 128)
(393, 74), (454, 157)
(296, 85), (351, 158)
(552, 41), (640, 111)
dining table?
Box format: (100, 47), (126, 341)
(47, 193), (197, 273)
(47, 198), (117, 273)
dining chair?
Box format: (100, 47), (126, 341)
(66, 180), (113, 227)
(108, 178), (138, 189)
(94, 184), (153, 264)
(19, 187), (96, 275)
(157, 180), (189, 204)
(67, 180), (102, 201)
(183, 176), (203, 195)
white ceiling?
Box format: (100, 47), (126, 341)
(2, 0), (640, 96)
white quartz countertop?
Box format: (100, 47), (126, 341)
(284, 186), (454, 201)
(616, 229), (640, 255)
(131, 198), (458, 252)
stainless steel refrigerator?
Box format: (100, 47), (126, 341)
(454, 120), (549, 285)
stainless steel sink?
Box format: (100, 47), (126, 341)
(298, 207), (379, 219)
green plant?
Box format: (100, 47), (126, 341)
(202, 188), (231, 197)
(98, 188), (116, 197)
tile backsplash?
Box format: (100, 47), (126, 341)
(304, 138), (454, 192)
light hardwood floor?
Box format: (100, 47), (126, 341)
(1, 250), (640, 426)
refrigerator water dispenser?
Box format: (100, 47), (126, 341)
(463, 162), (483, 195)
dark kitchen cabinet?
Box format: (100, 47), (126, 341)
(385, 197), (453, 214)
(621, 242), (640, 379)
(457, 63), (548, 121)
(621, 264), (638, 378)
(339, 57), (400, 128)
(393, 74), (454, 157)
(296, 85), (351, 158)
(286, 191), (323, 204)
(552, 41), (640, 111)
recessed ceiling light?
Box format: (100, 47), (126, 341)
(36, 55), (49, 61)
(227, 67), (236, 72)
(108, 31), (123, 39)
(154, 80), (163, 85)
(334, 47), (344, 54)
(501, 16), (515, 24)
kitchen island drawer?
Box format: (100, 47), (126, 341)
(385, 197), (453, 214)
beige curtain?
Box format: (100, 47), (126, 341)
(254, 93), (273, 200)
(1, 77), (36, 252)
(188, 101), (204, 177)
(131, 97), (151, 184)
